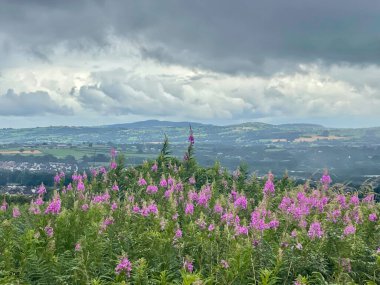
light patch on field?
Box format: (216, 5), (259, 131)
(294, 135), (346, 143)
(0, 150), (42, 154)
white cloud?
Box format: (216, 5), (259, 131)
(0, 35), (379, 127)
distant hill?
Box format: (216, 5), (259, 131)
(102, 120), (210, 129)
(0, 119), (379, 145)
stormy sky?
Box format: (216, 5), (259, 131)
(1, 0), (380, 128)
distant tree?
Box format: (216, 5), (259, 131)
(321, 130), (330, 137)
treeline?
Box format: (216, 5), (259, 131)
(0, 170), (58, 187)
(0, 153), (110, 164)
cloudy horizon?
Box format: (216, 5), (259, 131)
(1, 0), (380, 128)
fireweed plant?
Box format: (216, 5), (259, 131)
(0, 128), (379, 285)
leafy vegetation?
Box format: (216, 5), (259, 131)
(0, 133), (379, 284)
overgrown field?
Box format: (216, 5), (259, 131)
(0, 135), (379, 284)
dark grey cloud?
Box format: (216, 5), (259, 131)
(1, 0), (380, 74)
(0, 89), (73, 116)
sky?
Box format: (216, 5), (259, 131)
(1, 0), (380, 128)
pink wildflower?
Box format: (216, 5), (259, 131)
(175, 228), (182, 239)
(115, 257), (132, 277)
(220, 260), (229, 269)
(77, 180), (85, 192)
(320, 170), (332, 189)
(185, 203), (194, 215)
(45, 196), (61, 215)
(263, 173), (275, 195)
(308, 221), (324, 240)
(110, 161), (117, 169)
(12, 207), (21, 218)
(138, 177), (147, 186)
(38, 183), (47, 195)
(112, 183), (119, 191)
(75, 243), (81, 251)
(183, 259), (193, 272)
(189, 176), (196, 185)
(146, 185), (158, 194)
(369, 213), (377, 222)
(343, 224), (356, 236)
(350, 195), (360, 206)
(159, 177), (168, 188)
(44, 226), (54, 237)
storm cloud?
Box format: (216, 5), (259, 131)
(0, 0), (379, 127)
(0, 89), (72, 116)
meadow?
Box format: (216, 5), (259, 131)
(0, 134), (379, 284)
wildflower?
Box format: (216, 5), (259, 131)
(343, 224), (356, 236)
(100, 217), (114, 233)
(115, 257), (132, 277)
(54, 173), (61, 184)
(147, 203), (158, 215)
(214, 203), (223, 215)
(336, 194), (347, 208)
(110, 161), (117, 169)
(151, 162), (158, 172)
(235, 225), (249, 236)
(146, 185), (158, 194)
(299, 220), (307, 228)
(77, 180), (85, 192)
(350, 195), (360, 206)
(189, 176), (196, 185)
(90, 168), (98, 178)
(111, 202), (118, 211)
(138, 177), (147, 186)
(291, 230), (298, 238)
(132, 204), (140, 214)
(44, 226), (54, 237)
(363, 194), (375, 204)
(67, 183), (73, 191)
(220, 260), (229, 269)
(369, 213), (377, 222)
(320, 169), (332, 189)
(208, 223), (215, 231)
(185, 203), (194, 215)
(81, 204), (89, 211)
(268, 219), (280, 229)
(29, 201), (41, 215)
(188, 125), (194, 145)
(38, 183), (47, 195)
(112, 183), (119, 191)
(263, 173), (275, 195)
(13, 207), (21, 218)
(308, 221), (324, 240)
(234, 195), (248, 209)
(175, 228), (182, 239)
(183, 259), (193, 273)
(45, 196), (61, 215)
(167, 176), (174, 186)
(75, 243), (81, 251)
(296, 243), (303, 250)
(110, 148), (117, 158)
(0, 199), (7, 211)
(159, 177), (168, 188)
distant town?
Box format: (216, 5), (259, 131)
(1, 120), (379, 195)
